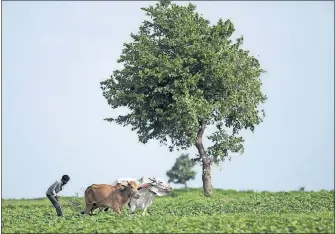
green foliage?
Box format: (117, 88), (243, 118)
(166, 154), (196, 187)
(2, 189), (334, 233)
(100, 0), (266, 162)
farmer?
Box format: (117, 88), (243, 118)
(46, 175), (70, 217)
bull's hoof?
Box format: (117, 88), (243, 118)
(103, 207), (109, 212)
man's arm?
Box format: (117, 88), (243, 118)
(48, 181), (60, 196)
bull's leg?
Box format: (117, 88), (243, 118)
(84, 204), (94, 215)
(142, 207), (148, 216)
(130, 204), (136, 214)
(114, 207), (122, 215)
(90, 204), (98, 215)
(112, 202), (122, 215)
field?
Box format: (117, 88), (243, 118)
(1, 189), (334, 233)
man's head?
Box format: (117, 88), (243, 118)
(61, 175), (70, 184)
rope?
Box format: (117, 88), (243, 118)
(66, 198), (83, 212)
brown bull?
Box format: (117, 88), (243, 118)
(83, 183), (118, 214)
(82, 181), (139, 215)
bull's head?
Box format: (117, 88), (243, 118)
(148, 177), (172, 196)
(120, 181), (140, 199)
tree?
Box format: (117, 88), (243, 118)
(100, 0), (267, 197)
(166, 154), (196, 188)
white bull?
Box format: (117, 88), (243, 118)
(128, 177), (172, 216)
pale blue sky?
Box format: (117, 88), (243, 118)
(2, 1), (334, 199)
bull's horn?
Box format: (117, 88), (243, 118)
(149, 177), (156, 182)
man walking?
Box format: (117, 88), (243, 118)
(46, 175), (70, 217)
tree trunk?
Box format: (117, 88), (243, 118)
(184, 183), (188, 189)
(195, 120), (212, 197)
(202, 157), (212, 196)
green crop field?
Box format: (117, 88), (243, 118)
(1, 189), (334, 233)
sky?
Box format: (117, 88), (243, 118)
(2, 1), (334, 199)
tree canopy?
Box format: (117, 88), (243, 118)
(101, 0), (266, 196)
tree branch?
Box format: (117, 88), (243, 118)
(195, 119), (209, 163)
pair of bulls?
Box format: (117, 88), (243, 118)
(82, 177), (172, 216)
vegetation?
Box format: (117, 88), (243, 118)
(2, 189), (334, 233)
(100, 0), (267, 197)
(166, 154), (197, 188)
